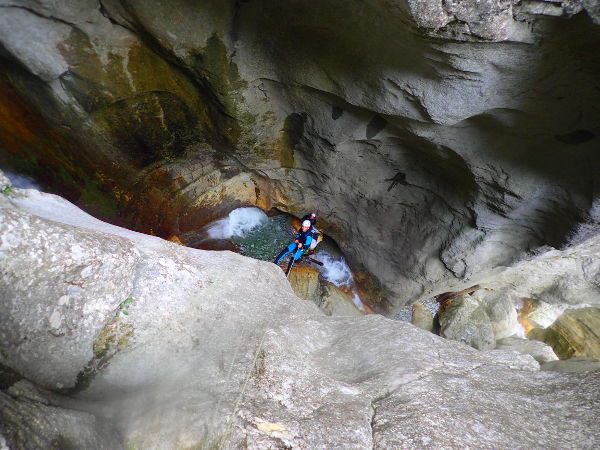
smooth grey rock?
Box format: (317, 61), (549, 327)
(1, 183), (598, 448)
(496, 336), (559, 363)
(0, 201), (139, 390)
(477, 236), (600, 308)
(542, 357), (600, 373)
(439, 294), (496, 350)
(471, 289), (521, 339)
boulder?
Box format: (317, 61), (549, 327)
(288, 265), (365, 316)
(1, 180), (599, 448)
(411, 301), (434, 332)
(496, 336), (558, 364)
(473, 290), (521, 340)
(528, 307), (600, 359)
(287, 264), (322, 303)
(439, 294), (496, 350)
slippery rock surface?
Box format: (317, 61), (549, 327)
(1, 180), (600, 448)
(287, 264), (364, 316)
(0, 1), (599, 310)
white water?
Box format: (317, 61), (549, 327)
(314, 252), (353, 287)
(207, 207), (267, 239)
(3, 170), (43, 190)
(314, 251), (367, 311)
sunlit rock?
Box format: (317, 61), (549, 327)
(496, 336), (558, 364)
(528, 307), (600, 359)
(411, 301), (434, 332)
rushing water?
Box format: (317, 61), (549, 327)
(2, 169), (42, 190)
(207, 207), (296, 261)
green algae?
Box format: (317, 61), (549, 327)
(68, 304), (135, 394)
(232, 214), (295, 261)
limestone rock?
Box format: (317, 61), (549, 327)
(0, 1), (599, 313)
(541, 357), (600, 373)
(287, 264), (322, 303)
(1, 182), (599, 448)
(0, 194), (140, 390)
(0, 389), (121, 449)
(477, 237), (600, 309)
(439, 295), (496, 350)
(320, 282), (364, 316)
(287, 265), (365, 316)
(473, 289), (521, 340)
(529, 307), (600, 359)
(411, 301), (434, 332)
(496, 336), (559, 363)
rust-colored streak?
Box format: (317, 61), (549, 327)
(517, 297), (539, 335)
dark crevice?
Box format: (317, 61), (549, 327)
(0, 363), (23, 390)
(555, 129), (596, 145)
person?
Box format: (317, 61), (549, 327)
(301, 212), (319, 250)
(301, 212), (317, 228)
(274, 219), (313, 265)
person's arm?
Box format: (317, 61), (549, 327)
(302, 235), (312, 248)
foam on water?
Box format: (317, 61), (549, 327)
(3, 170), (43, 190)
(314, 251), (368, 311)
(208, 207), (268, 239)
(313, 251), (353, 287)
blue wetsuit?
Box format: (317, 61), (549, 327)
(275, 228), (313, 263)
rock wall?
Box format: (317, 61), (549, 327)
(0, 1), (599, 310)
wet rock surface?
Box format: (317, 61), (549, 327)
(1, 180), (599, 448)
(529, 307), (600, 359)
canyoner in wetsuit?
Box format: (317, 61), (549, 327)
(274, 220), (313, 276)
(301, 213), (319, 250)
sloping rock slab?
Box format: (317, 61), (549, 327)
(1, 178), (599, 448)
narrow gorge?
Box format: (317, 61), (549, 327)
(1, 1), (599, 448)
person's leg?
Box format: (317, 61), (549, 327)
(274, 242), (297, 263)
(293, 247), (304, 261)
